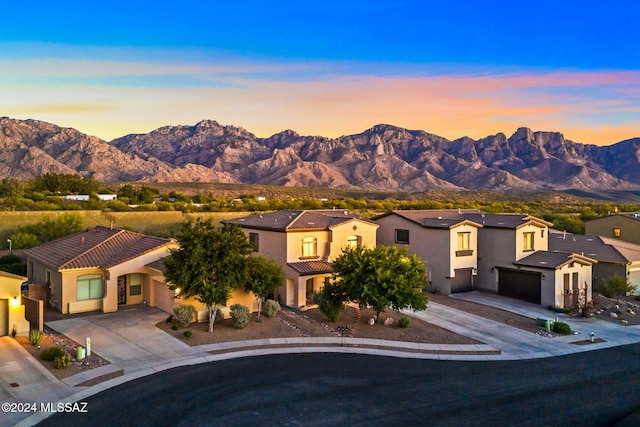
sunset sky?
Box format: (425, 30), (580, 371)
(1, 1), (639, 145)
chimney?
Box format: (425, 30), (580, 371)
(563, 230), (566, 240)
(81, 236), (85, 245)
(110, 220), (114, 230)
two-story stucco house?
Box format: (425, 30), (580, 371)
(25, 226), (178, 314)
(585, 213), (640, 246)
(464, 213), (595, 308)
(373, 210), (483, 294)
(374, 210), (595, 309)
(224, 210), (378, 309)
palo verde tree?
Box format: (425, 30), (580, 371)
(244, 255), (284, 321)
(331, 246), (429, 321)
(163, 219), (253, 333)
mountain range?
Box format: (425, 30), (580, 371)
(1, 116), (639, 192)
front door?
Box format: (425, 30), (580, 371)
(306, 278), (314, 303)
(118, 276), (126, 305)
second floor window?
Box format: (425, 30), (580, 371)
(395, 229), (410, 244)
(523, 232), (535, 251)
(249, 232), (259, 251)
(302, 237), (318, 257)
(457, 232), (470, 250)
(613, 228), (621, 238)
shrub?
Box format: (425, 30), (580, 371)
(399, 316), (411, 328)
(312, 283), (346, 323)
(171, 323), (179, 331)
(548, 305), (571, 314)
(29, 329), (43, 346)
(553, 321), (572, 335)
(41, 346), (66, 362)
(603, 275), (637, 303)
(214, 308), (225, 322)
(173, 304), (195, 328)
(183, 330), (193, 338)
(165, 314), (174, 324)
(53, 354), (71, 369)
(264, 299), (280, 318)
(230, 304), (250, 329)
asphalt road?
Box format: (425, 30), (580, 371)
(39, 344), (640, 427)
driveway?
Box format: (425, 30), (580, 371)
(0, 337), (75, 426)
(46, 307), (204, 373)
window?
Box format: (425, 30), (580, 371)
(302, 237), (318, 258)
(249, 232), (259, 251)
(457, 232), (470, 250)
(45, 269), (51, 285)
(395, 229), (410, 244)
(129, 273), (142, 296)
(613, 228), (621, 238)
(541, 229), (545, 238)
(77, 274), (103, 301)
(346, 235), (361, 249)
(523, 232), (535, 251)
(456, 232), (473, 257)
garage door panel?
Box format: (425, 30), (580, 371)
(451, 268), (472, 293)
(498, 269), (541, 304)
(154, 280), (175, 314)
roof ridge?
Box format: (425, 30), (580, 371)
(59, 228), (127, 268)
(285, 210), (307, 229)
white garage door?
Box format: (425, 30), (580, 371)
(154, 280), (175, 314)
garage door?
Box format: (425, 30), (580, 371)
(629, 270), (640, 294)
(498, 269), (541, 304)
(153, 280), (175, 314)
(451, 268), (473, 293)
(0, 299), (8, 336)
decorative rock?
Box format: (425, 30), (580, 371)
(621, 319), (629, 324)
(627, 308), (635, 315)
(368, 318), (375, 326)
(383, 317), (394, 326)
(610, 312), (618, 318)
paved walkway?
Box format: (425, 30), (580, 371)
(9, 297), (640, 426)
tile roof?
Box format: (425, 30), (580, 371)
(514, 251), (596, 270)
(375, 210), (483, 229)
(26, 226), (175, 270)
(146, 258), (167, 273)
(464, 213), (552, 229)
(287, 260), (333, 276)
(224, 210), (376, 231)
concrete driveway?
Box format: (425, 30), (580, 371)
(46, 307), (203, 373)
(0, 337), (76, 426)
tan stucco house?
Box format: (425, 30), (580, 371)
(373, 210), (483, 294)
(0, 270), (29, 336)
(25, 226), (178, 314)
(224, 210), (378, 309)
(585, 213), (640, 245)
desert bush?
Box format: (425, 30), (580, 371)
(553, 321), (572, 335)
(171, 323), (179, 330)
(214, 307), (225, 322)
(399, 316), (411, 328)
(264, 299), (280, 318)
(230, 304), (250, 329)
(173, 304), (195, 328)
(41, 346), (66, 362)
(183, 330), (193, 338)
(603, 275), (637, 303)
(313, 283), (346, 323)
(165, 314), (174, 324)
(548, 305), (571, 314)
(53, 354), (71, 369)
(29, 329), (43, 346)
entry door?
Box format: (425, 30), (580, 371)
(0, 299), (8, 336)
(118, 276), (126, 305)
(306, 278), (314, 303)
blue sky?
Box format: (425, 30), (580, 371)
(1, 1), (639, 144)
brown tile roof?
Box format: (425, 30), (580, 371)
(146, 258), (167, 273)
(224, 210), (376, 232)
(287, 260), (333, 276)
(26, 226), (175, 270)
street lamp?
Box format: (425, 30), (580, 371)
(7, 239), (11, 251)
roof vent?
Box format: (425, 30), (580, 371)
(344, 210), (349, 215)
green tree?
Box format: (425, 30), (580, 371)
(244, 255), (284, 321)
(0, 178), (24, 198)
(162, 220), (253, 333)
(313, 281), (347, 322)
(603, 275), (637, 303)
(7, 232), (40, 249)
(332, 246), (429, 321)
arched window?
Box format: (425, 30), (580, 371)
(302, 237), (318, 257)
